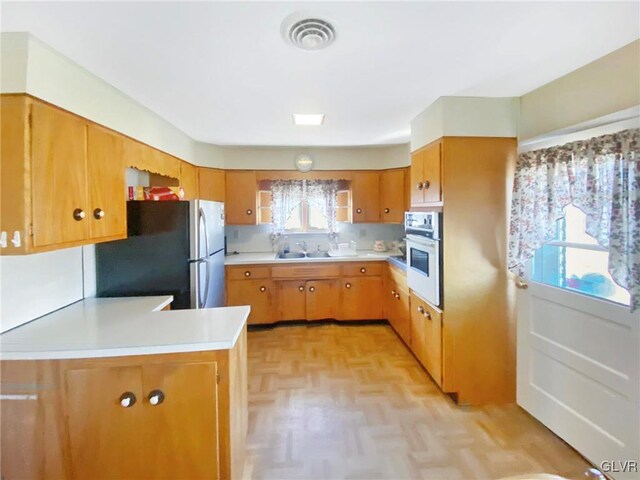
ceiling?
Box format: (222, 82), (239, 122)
(2, 1), (639, 147)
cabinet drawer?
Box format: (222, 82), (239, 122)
(226, 266), (271, 280)
(271, 264), (340, 279)
(342, 263), (383, 277)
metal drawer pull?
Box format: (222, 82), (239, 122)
(93, 208), (105, 220)
(298, 285), (305, 292)
(345, 283), (352, 289)
(308, 286), (316, 293)
(246, 209), (253, 216)
(244, 271), (251, 277)
(384, 208), (390, 214)
(356, 208), (363, 214)
(360, 267), (366, 273)
(73, 208), (85, 221)
(148, 389), (165, 406)
(119, 392), (136, 408)
(260, 286), (267, 292)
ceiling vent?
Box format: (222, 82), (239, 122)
(282, 14), (336, 51)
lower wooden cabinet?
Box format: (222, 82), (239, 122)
(226, 279), (274, 324)
(1, 335), (248, 480)
(383, 273), (411, 345)
(278, 280), (338, 321)
(340, 276), (383, 320)
(409, 292), (442, 387)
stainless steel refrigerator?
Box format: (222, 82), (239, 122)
(95, 200), (225, 309)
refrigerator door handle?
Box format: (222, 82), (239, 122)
(199, 207), (211, 308)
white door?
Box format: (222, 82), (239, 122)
(517, 270), (639, 479)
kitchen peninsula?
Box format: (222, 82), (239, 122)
(0, 297), (249, 480)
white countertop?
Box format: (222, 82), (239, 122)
(225, 249), (399, 265)
(0, 296), (250, 360)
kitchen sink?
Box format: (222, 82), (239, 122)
(275, 251), (331, 259)
(276, 252), (306, 259)
(305, 251), (330, 258)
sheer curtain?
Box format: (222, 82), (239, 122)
(270, 179), (339, 234)
(508, 128), (639, 310)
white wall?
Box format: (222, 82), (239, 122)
(519, 40), (640, 142)
(225, 223), (405, 254)
(0, 246), (96, 332)
(410, 96), (519, 152)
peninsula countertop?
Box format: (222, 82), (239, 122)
(225, 249), (403, 266)
(0, 296), (250, 361)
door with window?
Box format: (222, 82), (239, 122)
(517, 205), (639, 478)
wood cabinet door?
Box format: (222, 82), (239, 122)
(410, 150), (425, 206)
(340, 277), (383, 320)
(409, 292), (428, 366)
(422, 302), (443, 387)
(306, 280), (337, 320)
(422, 140), (442, 203)
(31, 101), (89, 247)
(180, 161), (199, 200)
(380, 169), (405, 223)
(278, 280), (307, 321)
(352, 172), (380, 223)
(199, 167), (226, 202)
(65, 366), (145, 480)
(393, 287), (412, 346)
(226, 279), (273, 324)
(225, 171), (257, 224)
(87, 124), (126, 240)
(142, 362), (219, 479)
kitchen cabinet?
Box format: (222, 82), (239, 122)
(383, 264), (410, 346)
(277, 280), (337, 321)
(351, 172), (380, 223)
(278, 281), (307, 320)
(1, 95), (127, 254)
(226, 279), (274, 324)
(305, 280), (337, 320)
(410, 140), (442, 207)
(180, 161), (199, 199)
(379, 169), (406, 223)
(199, 167), (226, 202)
(2, 340), (247, 480)
(340, 276), (383, 320)
(225, 171), (257, 225)
(409, 291), (442, 387)
(87, 125), (127, 239)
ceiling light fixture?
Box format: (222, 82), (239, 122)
(292, 113), (325, 126)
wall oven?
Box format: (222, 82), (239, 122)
(405, 212), (442, 308)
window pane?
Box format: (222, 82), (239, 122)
(552, 204), (599, 245)
(308, 204), (328, 230)
(532, 244), (630, 306)
(284, 202), (303, 230)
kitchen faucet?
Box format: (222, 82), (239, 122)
(296, 241), (308, 253)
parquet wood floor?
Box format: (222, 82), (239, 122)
(243, 323), (591, 480)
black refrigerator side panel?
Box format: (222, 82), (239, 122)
(96, 201), (192, 309)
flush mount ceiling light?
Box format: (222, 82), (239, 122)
(292, 113), (325, 126)
(294, 153), (314, 172)
(281, 13), (336, 51)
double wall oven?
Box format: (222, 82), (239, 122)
(405, 212), (443, 308)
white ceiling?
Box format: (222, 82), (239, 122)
(2, 1), (639, 147)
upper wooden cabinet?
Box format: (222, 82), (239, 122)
(379, 169), (406, 223)
(199, 168), (226, 202)
(1, 95), (127, 254)
(410, 140), (442, 207)
(225, 171), (257, 225)
(180, 161), (199, 200)
(352, 172), (380, 223)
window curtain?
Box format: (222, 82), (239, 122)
(508, 128), (639, 311)
(270, 179), (339, 234)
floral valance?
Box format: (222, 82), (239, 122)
(508, 128), (639, 311)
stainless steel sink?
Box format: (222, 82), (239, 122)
(276, 252), (306, 259)
(306, 251), (330, 258)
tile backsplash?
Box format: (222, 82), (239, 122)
(225, 223), (405, 253)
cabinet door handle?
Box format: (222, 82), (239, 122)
(395, 293), (401, 300)
(73, 208), (85, 221)
(423, 180), (431, 190)
(356, 208), (363, 214)
(417, 182), (424, 191)
(147, 389), (165, 406)
(345, 283), (352, 289)
(384, 208), (390, 214)
(360, 267), (366, 273)
(244, 271), (251, 277)
(391, 290), (396, 296)
(119, 392), (137, 408)
(298, 285), (305, 292)
(417, 305), (425, 314)
(246, 209), (253, 216)
(93, 208), (105, 220)
(424, 310), (432, 320)
(259, 286), (267, 292)
(308, 286), (316, 293)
